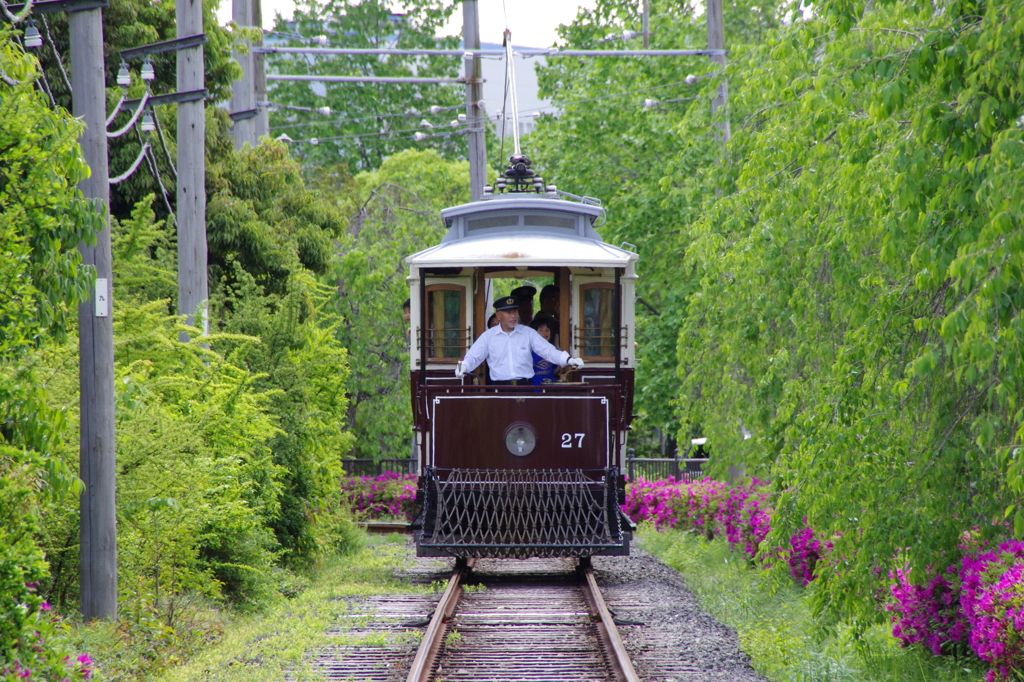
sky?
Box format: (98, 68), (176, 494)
(216, 0), (597, 48)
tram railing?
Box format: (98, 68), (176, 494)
(625, 451), (708, 482)
(342, 457), (419, 477)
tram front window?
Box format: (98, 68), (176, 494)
(581, 284), (614, 359)
(427, 285), (465, 359)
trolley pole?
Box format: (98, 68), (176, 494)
(70, 4), (118, 622)
(177, 0), (208, 337)
(462, 0), (486, 201)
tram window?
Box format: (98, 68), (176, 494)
(523, 214), (576, 230)
(580, 283), (615, 360)
(467, 215), (519, 232)
(426, 284), (466, 360)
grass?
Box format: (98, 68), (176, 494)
(138, 534), (436, 682)
(638, 525), (987, 682)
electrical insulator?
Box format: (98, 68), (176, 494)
(316, 106), (331, 116)
(643, 98), (659, 109)
(532, 112), (541, 119)
(117, 62), (131, 88)
(457, 113), (466, 122)
(429, 105), (443, 115)
(24, 21), (42, 49)
(310, 137), (319, 145)
(449, 120), (459, 128)
(413, 132), (428, 142)
(420, 119), (433, 128)
(622, 30), (637, 40)
(141, 58), (155, 81)
(685, 74), (697, 85)
(313, 35), (328, 47)
(141, 111), (155, 132)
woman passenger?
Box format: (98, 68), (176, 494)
(529, 317), (558, 385)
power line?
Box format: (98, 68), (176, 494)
(108, 142), (151, 184)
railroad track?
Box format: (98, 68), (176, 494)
(406, 557), (640, 682)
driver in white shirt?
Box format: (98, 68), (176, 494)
(456, 295), (584, 384)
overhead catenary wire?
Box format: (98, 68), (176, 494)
(152, 109), (178, 179)
(134, 125), (174, 216)
(40, 15), (72, 93)
(107, 89), (150, 137)
(109, 142), (151, 184)
(503, 29), (521, 156)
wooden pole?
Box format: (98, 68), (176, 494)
(230, 0), (256, 149)
(177, 0), (208, 337)
(70, 5), (118, 622)
(462, 0), (486, 201)
(642, 0), (649, 48)
(706, 0), (730, 143)
(253, 0), (268, 140)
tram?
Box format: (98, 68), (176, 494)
(406, 155), (638, 559)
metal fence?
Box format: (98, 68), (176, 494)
(625, 453), (708, 482)
(342, 457), (419, 477)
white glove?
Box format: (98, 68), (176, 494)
(454, 361), (465, 380)
(568, 357), (585, 370)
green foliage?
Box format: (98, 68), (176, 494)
(662, 0), (1024, 627)
(267, 0), (464, 172)
(327, 149), (470, 460)
(0, 28), (98, 677)
(207, 140), (346, 290)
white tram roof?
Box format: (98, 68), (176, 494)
(407, 195), (638, 269)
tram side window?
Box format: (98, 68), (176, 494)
(580, 283), (615, 360)
(426, 284), (466, 360)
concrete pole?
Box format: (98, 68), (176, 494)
(177, 0), (208, 337)
(462, 0), (486, 201)
(230, 0), (256, 149)
(706, 0), (730, 143)
(69, 6), (118, 622)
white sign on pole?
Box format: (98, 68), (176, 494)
(95, 278), (109, 317)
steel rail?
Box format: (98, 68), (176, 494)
(579, 557), (642, 682)
(406, 557), (474, 682)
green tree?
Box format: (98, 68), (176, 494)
(667, 0), (1024, 627)
(326, 149), (470, 460)
(267, 0), (465, 172)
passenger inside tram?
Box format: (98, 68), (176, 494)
(529, 317), (558, 386)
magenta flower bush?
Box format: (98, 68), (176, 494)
(339, 471), (419, 521)
(788, 526), (834, 587)
(623, 477), (1024, 680)
(621, 477), (728, 536)
(886, 566), (966, 655)
(959, 541), (1024, 680)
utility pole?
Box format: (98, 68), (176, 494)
(70, 4), (118, 622)
(230, 0), (256, 148)
(177, 0), (208, 337)
(230, 0), (267, 147)
(642, 0), (649, 49)
(706, 0), (730, 143)
(462, 0), (486, 201)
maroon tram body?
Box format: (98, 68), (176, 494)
(406, 187), (638, 559)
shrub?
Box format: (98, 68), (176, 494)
(339, 472), (418, 522)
